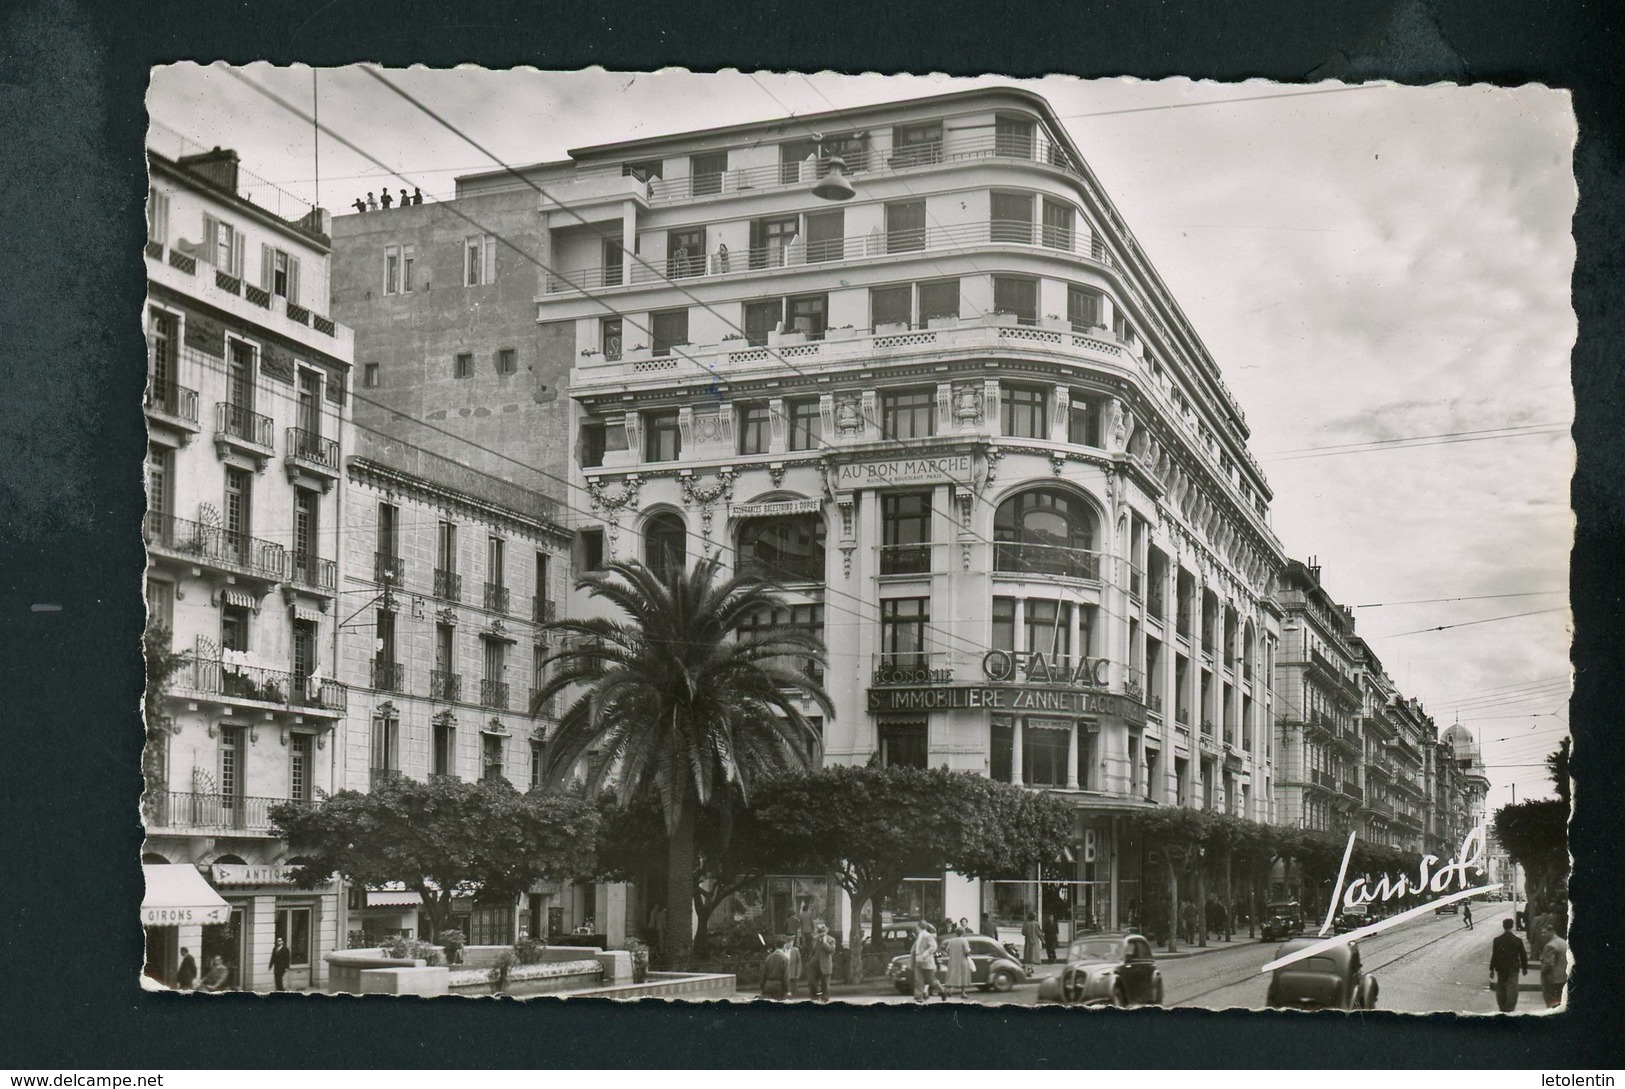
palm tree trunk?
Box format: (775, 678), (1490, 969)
(665, 802), (696, 967)
(1222, 851), (1233, 942)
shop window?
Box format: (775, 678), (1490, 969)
(879, 720), (928, 768)
(275, 907), (312, 968)
(880, 491), (932, 575)
(881, 388), (935, 440)
(1023, 719), (1070, 788)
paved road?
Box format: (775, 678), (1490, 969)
(748, 913), (1548, 1012)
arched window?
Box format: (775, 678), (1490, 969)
(993, 488), (1098, 579)
(1243, 621), (1257, 682)
(644, 512), (686, 577)
(737, 513), (826, 583)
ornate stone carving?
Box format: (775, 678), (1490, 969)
(768, 463), (787, 488)
(834, 394), (862, 436)
(587, 475), (641, 515)
(435, 606), (456, 626)
(952, 382), (984, 425)
(983, 446), (1004, 485)
(680, 470), (734, 536)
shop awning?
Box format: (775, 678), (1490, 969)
(291, 602), (324, 623)
(142, 864), (231, 926)
(367, 889), (423, 908)
(221, 588), (257, 609)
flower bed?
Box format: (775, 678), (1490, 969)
(447, 958), (604, 997)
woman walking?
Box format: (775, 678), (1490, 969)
(942, 925), (973, 1000)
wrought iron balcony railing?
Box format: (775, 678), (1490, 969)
(145, 378), (199, 424)
(433, 568), (462, 602)
(374, 551), (404, 585)
(143, 790), (284, 835)
(144, 511), (286, 582)
(483, 582), (511, 614)
(214, 401), (274, 449)
(286, 551), (336, 592)
(992, 542), (1101, 581)
(165, 654), (347, 712)
(529, 687), (557, 717)
(371, 658), (405, 693)
(429, 669), (461, 702)
(532, 596), (556, 624)
(480, 678), (510, 710)
(286, 427), (340, 472)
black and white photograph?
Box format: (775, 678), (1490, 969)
(134, 66), (1574, 1014)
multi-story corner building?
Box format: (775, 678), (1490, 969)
(142, 131), (354, 991)
(1272, 559), (1363, 835)
(336, 432), (619, 945)
(1426, 723), (1471, 858)
(1442, 720), (1492, 832)
(528, 86), (1286, 940)
(1350, 638), (1430, 853)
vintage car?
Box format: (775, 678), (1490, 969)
(1266, 937), (1379, 1010)
(886, 934), (1030, 993)
(1035, 933), (1164, 1007)
(1332, 905), (1369, 934)
(1261, 900), (1305, 942)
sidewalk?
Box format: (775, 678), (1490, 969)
(1155, 934), (1266, 960)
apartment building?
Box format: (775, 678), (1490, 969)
(1351, 637), (1432, 854)
(533, 86), (1288, 937)
(142, 134), (354, 991)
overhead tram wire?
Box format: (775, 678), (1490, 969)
(1257, 423), (1567, 463)
(1353, 590), (1567, 608)
(1369, 606), (1569, 640)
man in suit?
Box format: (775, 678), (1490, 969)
(1490, 917), (1529, 1012)
(268, 937), (292, 992)
(176, 948), (197, 990)
(808, 920), (837, 1003)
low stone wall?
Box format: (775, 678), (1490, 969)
(564, 972), (736, 1001)
(325, 950), (424, 995)
(357, 966), (450, 996)
(447, 958), (604, 997)
(689, 951), (892, 987)
(455, 944), (595, 969)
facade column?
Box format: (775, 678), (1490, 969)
(620, 201), (636, 286)
(1066, 721), (1080, 789)
(1011, 717), (1024, 785)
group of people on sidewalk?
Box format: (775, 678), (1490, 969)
(759, 920), (838, 1002)
(171, 937), (293, 993)
(1488, 913), (1570, 1012)
(907, 921), (978, 1002)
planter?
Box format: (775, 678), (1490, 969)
(769, 330), (807, 347)
(988, 312), (1021, 327)
(873, 322), (909, 335)
(825, 327), (860, 342)
(926, 315), (960, 330)
(1042, 317), (1071, 332)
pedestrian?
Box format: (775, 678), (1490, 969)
(981, 912), (998, 940)
(807, 920), (836, 1003)
(268, 937), (292, 991)
(1021, 911), (1043, 968)
(199, 955), (230, 992)
(942, 925), (973, 1000)
(1540, 920), (1569, 1009)
(176, 947), (197, 990)
(366, 192), (378, 211)
(411, 188), (423, 205)
(1463, 900), (1474, 930)
(380, 189), (393, 209)
(1489, 917), (1529, 1013)
(1042, 911), (1059, 964)
(351, 197), (367, 214)
(399, 189), (410, 209)
(911, 921), (940, 1003)
(761, 935), (795, 1000)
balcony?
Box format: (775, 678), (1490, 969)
(371, 659), (405, 693)
(738, 553), (825, 584)
(532, 596), (556, 624)
(143, 790), (285, 836)
(369, 768), (401, 791)
(144, 511), (286, 586)
(878, 543), (932, 576)
(213, 401), (275, 464)
(284, 427), (340, 489)
(993, 542), (1101, 581)
(529, 687), (557, 718)
(548, 217), (1114, 295)
(483, 582), (511, 614)
(166, 654), (347, 715)
(374, 551), (404, 585)
(1342, 781), (1364, 803)
(1362, 796), (1395, 818)
(433, 568), (463, 602)
(1147, 695), (1164, 718)
(871, 651), (955, 687)
(145, 377), (200, 437)
(1309, 768), (1337, 791)
(429, 670), (461, 702)
(480, 678), (510, 710)
(286, 551), (336, 595)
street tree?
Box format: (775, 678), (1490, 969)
(535, 556), (832, 965)
(269, 775), (599, 940)
(1139, 807), (1211, 951)
(757, 765), (1073, 982)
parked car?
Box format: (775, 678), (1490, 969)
(1261, 901), (1305, 942)
(1266, 937), (1379, 1010)
(886, 935), (1029, 994)
(1036, 933), (1164, 1007)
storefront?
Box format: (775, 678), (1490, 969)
(209, 862), (338, 991)
(141, 863), (231, 987)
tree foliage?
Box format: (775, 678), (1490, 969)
(1494, 798), (1569, 913)
(270, 776), (600, 940)
(755, 765), (1073, 979)
(143, 625), (187, 794)
(536, 555), (832, 964)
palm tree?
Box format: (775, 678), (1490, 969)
(534, 554), (832, 965)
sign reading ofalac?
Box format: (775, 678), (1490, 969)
(834, 454), (974, 489)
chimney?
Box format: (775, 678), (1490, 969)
(299, 206), (333, 238)
(176, 146), (240, 195)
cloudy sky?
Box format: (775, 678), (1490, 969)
(147, 66), (1576, 810)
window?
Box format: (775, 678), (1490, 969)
(146, 577), (173, 638)
(1023, 719), (1071, 788)
(881, 388), (935, 440)
(804, 209), (845, 263)
(482, 734), (505, 783)
(622, 158), (663, 182)
(146, 443), (173, 520)
(1067, 285), (1102, 331)
(1041, 199), (1075, 250)
(362, 362), (380, 388)
(535, 552), (551, 618)
(226, 339), (255, 413)
(918, 279), (960, 323)
(993, 275), (1039, 324)
(275, 907), (312, 968)
(378, 502), (399, 560)
(601, 317), (622, 362)
(871, 285), (912, 329)
(433, 719), (456, 778)
(651, 309), (689, 356)
(885, 200), (926, 253)
(384, 244), (405, 294)
(667, 227), (704, 278)
(744, 299), (782, 346)
(433, 624), (457, 701)
(690, 151), (727, 196)
(891, 121), (943, 167)
(991, 192), (1035, 244)
(218, 725), (244, 809)
(147, 186), (169, 246)
(530, 743), (546, 790)
(221, 603), (250, 653)
(580, 421), (608, 468)
(289, 733), (312, 802)
(579, 528), (605, 572)
(147, 307), (177, 393)
(465, 234), (496, 286)
(223, 467), (252, 558)
(296, 369), (322, 441)
(1001, 385), (1047, 439)
(487, 535), (506, 595)
(738, 514), (826, 582)
(1023, 599), (1074, 660)
(645, 512), (686, 575)
(262, 245), (301, 303)
(482, 639), (507, 709)
(736, 603), (824, 682)
(454, 352), (473, 379)
(643, 410), (681, 462)
(738, 403), (771, 455)
(993, 488), (1099, 579)
(880, 597), (930, 669)
(403, 245), (415, 292)
(370, 709), (399, 779)
(992, 597), (1016, 653)
(434, 521), (457, 588)
(203, 214), (244, 277)
(881, 492), (932, 575)
(602, 239), (623, 287)
(496, 348), (517, 374)
(374, 609), (399, 690)
(788, 398), (822, 452)
(787, 293), (828, 339)
(292, 487), (319, 582)
(994, 115), (1036, 159)
(879, 720), (928, 768)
